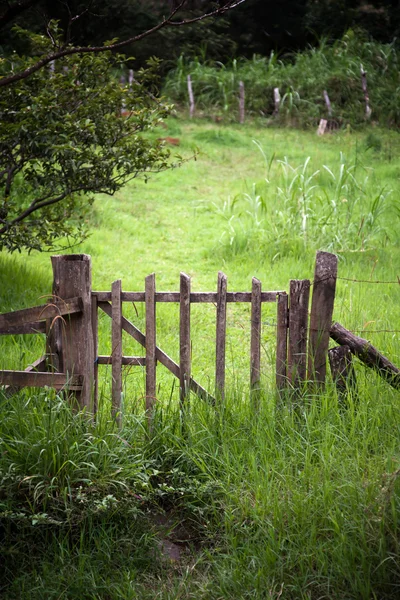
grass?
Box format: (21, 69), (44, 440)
(1, 119), (400, 598)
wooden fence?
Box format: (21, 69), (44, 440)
(0, 252), (339, 420)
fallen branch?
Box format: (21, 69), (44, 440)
(330, 322), (400, 390)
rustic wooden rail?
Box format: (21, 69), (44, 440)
(1, 251), (355, 423)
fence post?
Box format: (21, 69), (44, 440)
(239, 81), (245, 124)
(288, 279), (310, 389)
(50, 254), (94, 410)
(187, 75), (195, 118)
(307, 251), (338, 386)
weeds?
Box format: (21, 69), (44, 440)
(215, 150), (392, 260)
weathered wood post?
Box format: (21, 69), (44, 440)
(307, 251), (338, 386)
(276, 292), (288, 391)
(273, 87), (281, 117)
(360, 64), (372, 120)
(50, 254), (94, 410)
(180, 273), (191, 406)
(215, 271), (227, 400)
(328, 345), (358, 402)
(250, 277), (262, 408)
(288, 279), (310, 389)
(239, 81), (245, 124)
(187, 75), (195, 118)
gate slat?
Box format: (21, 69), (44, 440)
(111, 279), (122, 425)
(92, 294), (98, 415)
(250, 277), (262, 407)
(215, 271), (227, 400)
(180, 273), (191, 405)
(145, 273), (156, 414)
(276, 292), (288, 391)
(288, 279), (310, 388)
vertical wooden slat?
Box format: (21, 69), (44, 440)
(276, 292), (288, 391)
(92, 294), (98, 415)
(215, 271), (227, 400)
(288, 279), (310, 388)
(250, 277), (262, 407)
(111, 279), (122, 425)
(308, 251), (338, 386)
(180, 273), (191, 406)
(51, 254), (94, 410)
(145, 273), (156, 414)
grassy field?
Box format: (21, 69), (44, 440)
(1, 119), (400, 599)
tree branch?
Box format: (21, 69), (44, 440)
(0, 0), (246, 88)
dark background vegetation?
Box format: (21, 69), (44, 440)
(2, 0), (400, 67)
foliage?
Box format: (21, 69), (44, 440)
(163, 30), (400, 127)
(0, 25), (172, 252)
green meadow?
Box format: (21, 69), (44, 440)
(1, 119), (400, 599)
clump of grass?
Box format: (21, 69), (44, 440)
(1, 378), (400, 598)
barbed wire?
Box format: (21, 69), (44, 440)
(310, 275), (400, 286)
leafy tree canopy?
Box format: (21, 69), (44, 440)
(0, 24), (172, 252)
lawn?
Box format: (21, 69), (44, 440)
(1, 119), (400, 599)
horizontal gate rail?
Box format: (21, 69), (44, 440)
(0, 370), (82, 391)
(0, 296), (83, 334)
(92, 291), (283, 303)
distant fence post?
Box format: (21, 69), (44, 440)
(239, 80), (245, 124)
(187, 75), (195, 118)
(273, 87), (281, 116)
(50, 254), (94, 410)
(307, 251), (338, 386)
(360, 64), (372, 119)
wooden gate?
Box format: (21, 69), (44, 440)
(0, 252), (339, 421)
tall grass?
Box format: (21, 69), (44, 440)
(1, 380), (400, 598)
(214, 145), (394, 261)
(163, 30), (400, 127)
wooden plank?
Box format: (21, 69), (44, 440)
(92, 291), (282, 303)
(0, 370), (82, 390)
(328, 345), (358, 402)
(111, 279), (122, 425)
(288, 279), (310, 388)
(1, 355), (47, 399)
(92, 295), (98, 415)
(250, 277), (262, 407)
(215, 271), (227, 400)
(276, 292), (288, 391)
(145, 273), (157, 414)
(97, 355), (146, 366)
(330, 322), (400, 390)
(97, 301), (215, 403)
(308, 251), (338, 385)
(51, 255), (94, 409)
(0, 297), (83, 331)
(180, 273), (191, 405)
(0, 321), (47, 336)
